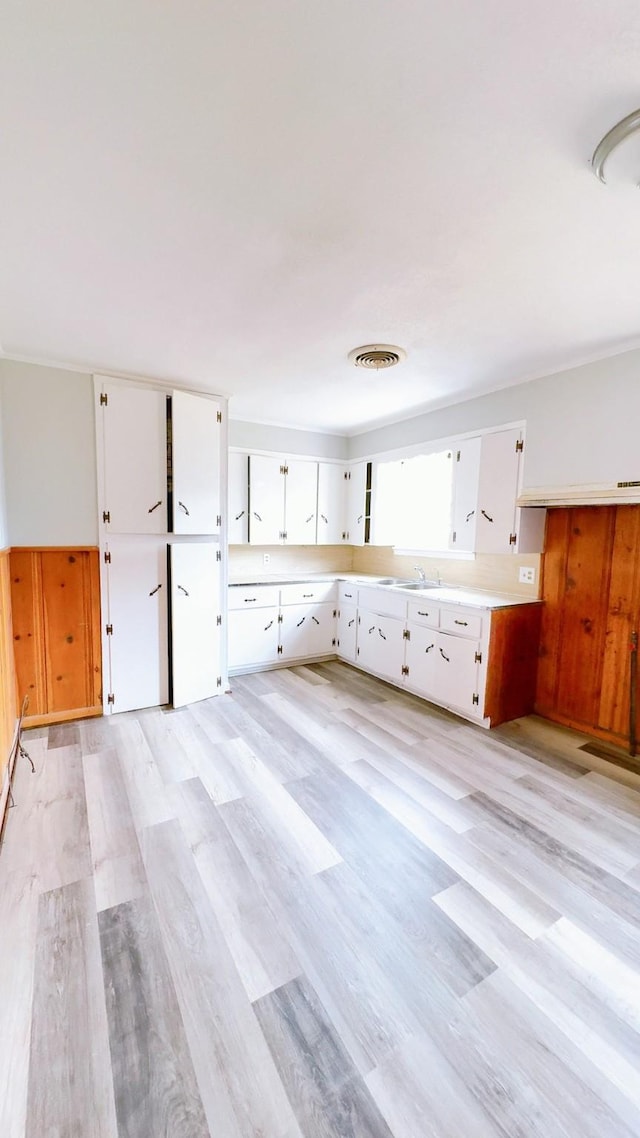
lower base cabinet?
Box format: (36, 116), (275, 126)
(356, 609), (405, 682)
(336, 603), (357, 663)
(228, 582), (337, 672)
(228, 607), (280, 670)
(280, 602), (336, 660)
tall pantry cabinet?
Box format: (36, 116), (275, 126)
(95, 377), (227, 714)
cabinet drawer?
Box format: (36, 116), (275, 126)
(228, 584), (281, 609)
(407, 599), (440, 629)
(338, 582), (358, 604)
(279, 581), (337, 605)
(440, 607), (483, 639)
(357, 586), (407, 620)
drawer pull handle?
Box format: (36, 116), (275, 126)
(297, 617), (306, 627)
(177, 584), (189, 596)
(454, 619), (468, 626)
(264, 620), (274, 630)
(244, 597), (257, 603)
(148, 500), (162, 513)
(439, 647), (450, 662)
(378, 628), (386, 640)
(303, 593), (313, 598)
(178, 501), (190, 516)
(425, 643), (434, 653)
(149, 583), (162, 596)
(481, 509), (494, 523)
(344, 591), (353, 598)
(417, 610), (429, 616)
(235, 510), (245, 520)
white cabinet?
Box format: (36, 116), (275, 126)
(170, 542), (221, 708)
(228, 452), (249, 544)
(317, 463), (347, 545)
(451, 428), (544, 555)
(172, 392), (221, 535)
(228, 607), (280, 669)
(248, 455), (284, 544)
(337, 604), (358, 663)
(432, 631), (480, 716)
(356, 609), (405, 682)
(451, 437), (481, 552)
(283, 460), (319, 544)
(103, 538), (169, 713)
(227, 582), (337, 670)
(345, 462), (367, 545)
(99, 381), (168, 534)
(404, 622), (438, 699)
(280, 602), (336, 660)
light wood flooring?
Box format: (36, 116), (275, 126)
(1, 660), (640, 1138)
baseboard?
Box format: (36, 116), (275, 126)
(22, 705), (102, 729)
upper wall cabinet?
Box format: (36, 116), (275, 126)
(171, 391), (221, 534)
(345, 461), (368, 546)
(317, 462), (347, 545)
(286, 460), (320, 543)
(248, 455), (318, 544)
(451, 428), (544, 554)
(228, 452), (249, 543)
(99, 381), (168, 534)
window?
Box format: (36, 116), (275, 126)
(374, 449), (453, 551)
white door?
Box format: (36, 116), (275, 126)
(100, 382), (167, 534)
(285, 460), (319, 544)
(280, 603), (336, 660)
(404, 622), (438, 698)
(475, 429), (520, 554)
(228, 607), (280, 669)
(450, 437), (481, 552)
(434, 632), (480, 715)
(104, 538), (169, 713)
(356, 610), (405, 682)
(346, 462), (367, 545)
(228, 452), (249, 544)
(317, 463), (347, 545)
(336, 604), (357, 662)
(170, 542), (220, 707)
(172, 392), (221, 535)
(249, 455), (285, 544)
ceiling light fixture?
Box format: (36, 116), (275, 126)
(348, 344), (407, 370)
(592, 107), (640, 184)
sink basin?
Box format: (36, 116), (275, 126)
(396, 581), (442, 590)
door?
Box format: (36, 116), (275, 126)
(100, 382), (167, 534)
(104, 538), (169, 713)
(451, 437), (481, 552)
(170, 542), (220, 707)
(475, 429), (520, 553)
(172, 391), (221, 534)
(337, 604), (357, 662)
(228, 606), (279, 669)
(356, 610), (405, 682)
(280, 603), (336, 660)
(346, 462), (367, 545)
(434, 632), (480, 715)
(285, 460), (319, 544)
(404, 622), (438, 698)
(228, 452), (249, 544)
(249, 455), (284, 544)
(317, 463), (346, 544)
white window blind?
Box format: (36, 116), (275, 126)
(375, 450), (453, 550)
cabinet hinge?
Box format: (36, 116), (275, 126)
(333, 608), (337, 617)
(216, 614), (222, 626)
(403, 628), (410, 640)
(475, 651), (482, 664)
(99, 392), (108, 406)
(106, 623), (113, 636)
(472, 693), (479, 706)
(104, 550), (111, 564)
(456, 449), (461, 462)
(452, 530), (456, 544)
(515, 438), (524, 453)
(216, 550), (222, 562)
(509, 532), (517, 546)
(278, 613), (283, 623)
(280, 464), (289, 475)
(277, 645), (283, 655)
(344, 470), (351, 480)
(357, 647), (360, 656)
(332, 637), (336, 647)
(401, 665), (409, 676)
(342, 531), (348, 541)
(102, 510), (111, 524)
(217, 410), (222, 423)
(107, 693), (115, 705)
(216, 514), (222, 527)
(281, 530), (288, 541)
(217, 676), (222, 687)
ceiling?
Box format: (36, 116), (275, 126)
(2, 1), (640, 434)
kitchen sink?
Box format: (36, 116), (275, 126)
(396, 581), (441, 590)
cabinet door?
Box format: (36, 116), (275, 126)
(434, 632), (480, 715)
(451, 437), (481, 552)
(346, 462), (367, 545)
(336, 603), (357, 663)
(228, 607), (279, 669)
(172, 392), (221, 534)
(249, 455), (284, 544)
(100, 382), (167, 534)
(356, 609), (405, 682)
(228, 452), (249, 544)
(475, 429), (520, 553)
(104, 538), (168, 713)
(170, 542), (221, 707)
(280, 602), (336, 660)
(404, 623), (438, 698)
(285, 460), (319, 544)
(317, 464), (347, 545)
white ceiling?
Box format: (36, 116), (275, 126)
(2, 1), (640, 434)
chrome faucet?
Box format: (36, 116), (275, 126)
(414, 565), (426, 583)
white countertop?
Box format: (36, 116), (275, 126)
(228, 573), (540, 610)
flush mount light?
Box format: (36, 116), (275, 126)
(592, 107), (640, 184)
(348, 344), (407, 370)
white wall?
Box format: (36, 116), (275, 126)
(0, 390), (8, 549)
(230, 418), (348, 459)
(0, 360), (98, 545)
(348, 348), (640, 490)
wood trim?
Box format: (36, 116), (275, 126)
(11, 546), (100, 552)
(22, 706), (102, 729)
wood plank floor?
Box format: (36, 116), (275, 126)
(1, 660), (640, 1138)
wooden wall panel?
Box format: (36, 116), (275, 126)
(599, 506), (640, 738)
(0, 548), (17, 789)
(10, 548), (102, 727)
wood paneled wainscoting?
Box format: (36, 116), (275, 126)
(536, 505), (640, 750)
(0, 548), (17, 819)
(10, 548), (102, 728)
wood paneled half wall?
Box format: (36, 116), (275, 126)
(0, 547), (17, 797)
(10, 548), (102, 728)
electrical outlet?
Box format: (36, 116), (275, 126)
(519, 566), (535, 585)
(263, 553), (271, 565)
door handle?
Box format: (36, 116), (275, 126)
(357, 514), (363, 523)
(465, 509), (475, 522)
(148, 583), (162, 596)
(378, 628), (386, 640)
(297, 617), (306, 627)
(148, 500), (162, 513)
(480, 509), (493, 523)
(305, 514), (315, 523)
(235, 510), (245, 520)
(178, 501), (190, 516)
(368, 626), (376, 634)
(425, 643), (434, 653)
(320, 514), (328, 523)
(264, 620), (273, 630)
(177, 585), (189, 596)
(439, 647), (450, 662)
(348, 619), (355, 627)
(312, 616), (320, 624)
(253, 512), (262, 521)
